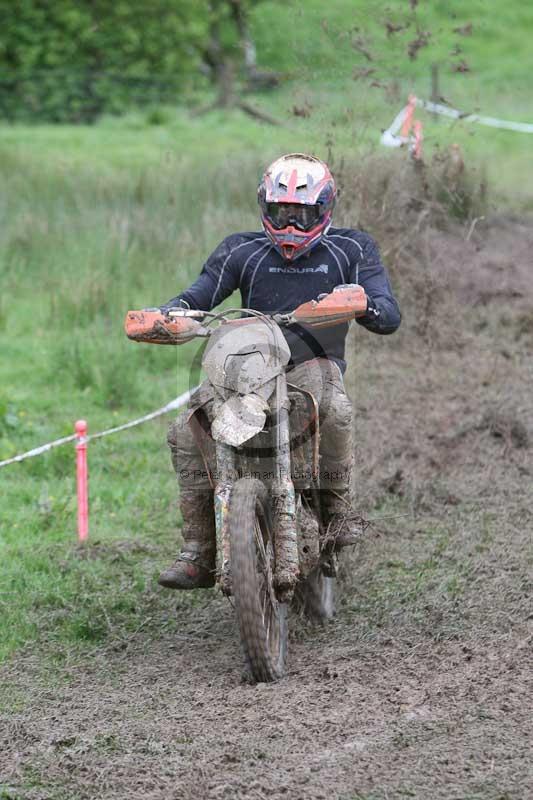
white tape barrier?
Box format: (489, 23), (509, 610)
(381, 97), (533, 147)
(380, 104), (413, 148)
(0, 387), (198, 469)
(416, 98), (533, 133)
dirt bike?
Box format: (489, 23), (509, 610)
(125, 285), (367, 682)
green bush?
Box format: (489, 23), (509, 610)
(0, 0), (207, 122)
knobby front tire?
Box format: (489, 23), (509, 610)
(229, 478), (288, 682)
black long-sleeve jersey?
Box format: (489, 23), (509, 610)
(162, 228), (401, 373)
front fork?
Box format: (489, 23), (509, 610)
(271, 374), (299, 599)
(213, 375), (300, 600)
(213, 441), (235, 596)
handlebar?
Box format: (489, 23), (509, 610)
(125, 285), (368, 345)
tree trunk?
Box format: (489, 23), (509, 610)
(195, 0), (279, 124)
(228, 0), (257, 77)
(215, 59), (236, 107)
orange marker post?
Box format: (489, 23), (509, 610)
(413, 120), (424, 160)
(75, 420), (89, 542)
(400, 94), (417, 138)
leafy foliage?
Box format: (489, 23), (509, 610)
(0, 0), (208, 121)
(0, 0), (277, 121)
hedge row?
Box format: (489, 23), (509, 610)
(0, 0), (207, 122)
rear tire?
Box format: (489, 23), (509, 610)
(229, 478), (288, 682)
(294, 567), (336, 623)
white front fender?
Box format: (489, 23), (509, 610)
(211, 394), (269, 448)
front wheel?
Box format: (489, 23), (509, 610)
(229, 478), (288, 682)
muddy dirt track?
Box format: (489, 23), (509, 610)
(1, 214), (532, 799)
(1, 580), (531, 800)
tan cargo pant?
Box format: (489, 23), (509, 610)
(167, 358), (354, 553)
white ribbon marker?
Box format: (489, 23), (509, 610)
(381, 95), (533, 148)
(0, 388), (198, 469)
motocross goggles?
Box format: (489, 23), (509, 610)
(265, 202), (322, 232)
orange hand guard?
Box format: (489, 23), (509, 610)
(124, 310), (204, 345)
(292, 285), (368, 328)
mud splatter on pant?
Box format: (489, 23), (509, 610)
(167, 358), (354, 554)
(286, 358), (354, 501)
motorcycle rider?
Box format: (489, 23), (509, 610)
(157, 153), (401, 590)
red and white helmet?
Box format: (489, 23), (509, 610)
(258, 153), (336, 261)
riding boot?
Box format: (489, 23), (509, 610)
(158, 488), (216, 590)
(321, 488), (365, 551)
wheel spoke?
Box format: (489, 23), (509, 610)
(265, 605), (272, 642)
(254, 521), (268, 565)
(254, 520), (279, 632)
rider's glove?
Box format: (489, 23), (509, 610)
(159, 298), (190, 316)
(363, 296), (380, 319)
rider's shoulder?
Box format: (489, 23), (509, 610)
(326, 227), (376, 252)
(218, 231), (268, 251)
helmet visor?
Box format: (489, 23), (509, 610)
(266, 202), (321, 231)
